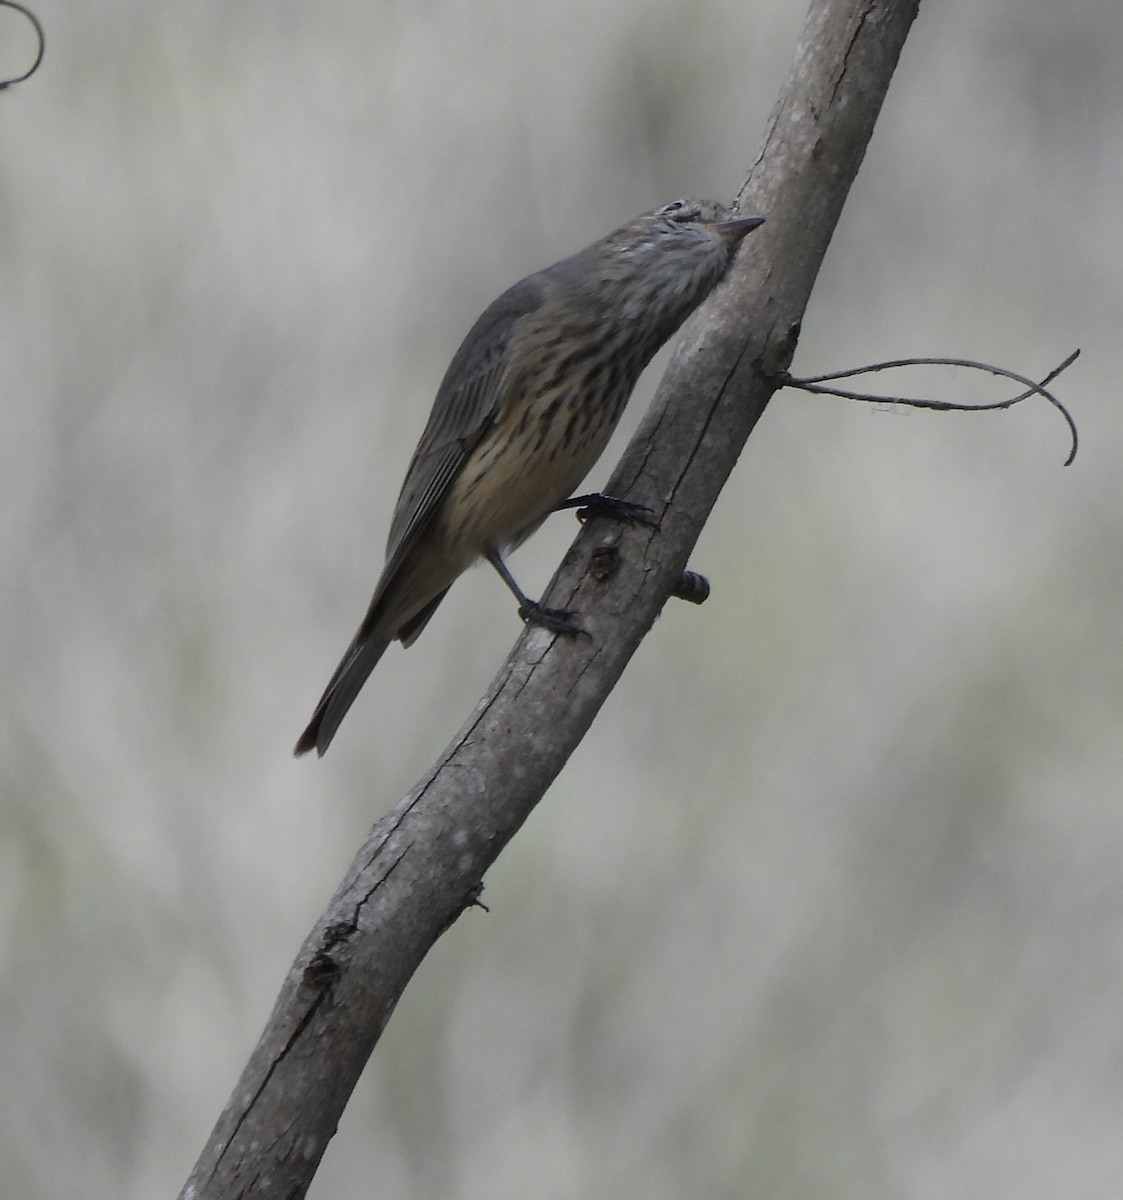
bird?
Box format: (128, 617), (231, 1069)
(295, 198), (764, 756)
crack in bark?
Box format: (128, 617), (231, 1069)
(350, 844), (411, 928)
(205, 985), (331, 1189)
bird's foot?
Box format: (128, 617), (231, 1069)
(556, 492), (658, 528)
(517, 600), (589, 638)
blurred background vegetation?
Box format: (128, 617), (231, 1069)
(3, 0), (1122, 1196)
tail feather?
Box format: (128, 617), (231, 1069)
(398, 587), (450, 648)
(293, 632), (393, 757)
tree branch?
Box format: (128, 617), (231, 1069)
(179, 1), (922, 1196)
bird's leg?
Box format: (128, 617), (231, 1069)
(554, 492), (658, 527)
(484, 547), (587, 637)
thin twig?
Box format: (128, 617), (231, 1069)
(781, 350), (1080, 465)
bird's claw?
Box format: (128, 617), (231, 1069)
(517, 601), (589, 638)
(560, 492), (658, 528)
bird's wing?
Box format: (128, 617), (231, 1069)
(379, 275), (544, 583)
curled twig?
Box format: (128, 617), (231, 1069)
(780, 350), (1080, 465)
(0, 0), (44, 89)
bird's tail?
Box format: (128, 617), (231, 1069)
(293, 631), (393, 757)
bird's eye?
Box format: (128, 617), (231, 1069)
(660, 200), (685, 215)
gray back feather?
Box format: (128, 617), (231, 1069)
(381, 275), (545, 580)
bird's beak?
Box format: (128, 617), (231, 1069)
(714, 214), (765, 243)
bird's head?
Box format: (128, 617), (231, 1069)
(606, 198), (763, 259)
(586, 198), (764, 322)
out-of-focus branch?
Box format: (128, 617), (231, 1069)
(179, 2), (922, 1197)
(0, 0), (44, 89)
